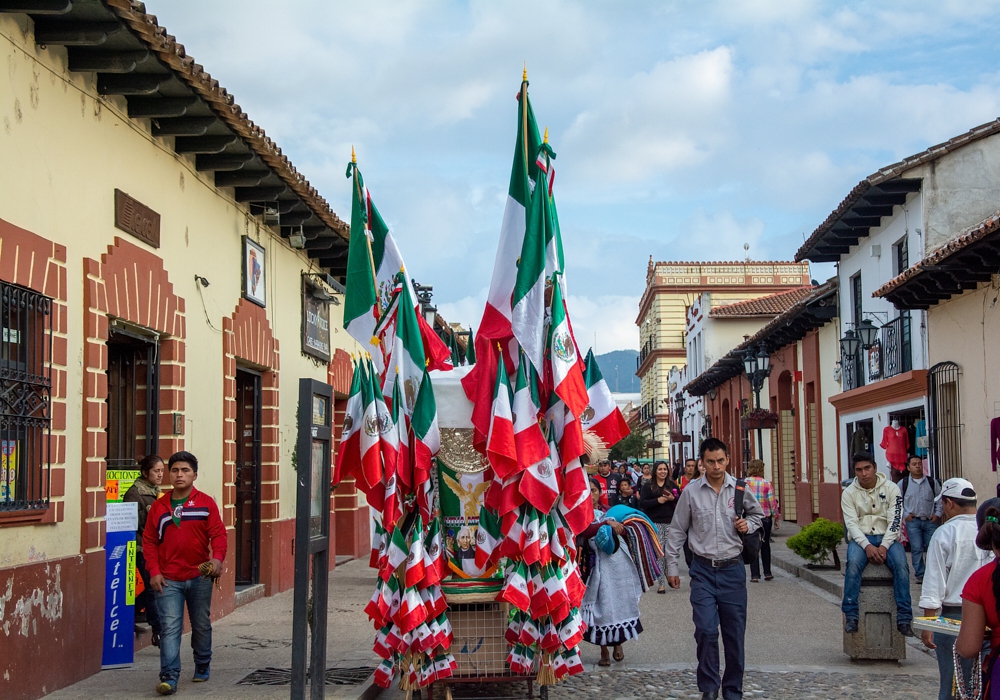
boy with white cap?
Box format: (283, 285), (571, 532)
(919, 477), (992, 700)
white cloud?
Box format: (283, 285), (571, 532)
(145, 0), (1000, 343)
(567, 295), (642, 353)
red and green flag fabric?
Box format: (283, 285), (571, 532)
(512, 353), (550, 469)
(359, 359), (384, 495)
(511, 140), (558, 376)
(547, 279), (588, 418)
(411, 368), (439, 491)
(486, 355), (517, 480)
(580, 348), (630, 448)
(518, 439), (562, 515)
(382, 272), (427, 419)
(465, 326), (476, 365)
(333, 360), (362, 485)
(344, 155), (451, 374)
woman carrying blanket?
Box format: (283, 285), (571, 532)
(581, 478), (645, 666)
(640, 461), (678, 593)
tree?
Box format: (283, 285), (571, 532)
(609, 431), (646, 461)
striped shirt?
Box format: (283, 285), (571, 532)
(745, 476), (779, 518)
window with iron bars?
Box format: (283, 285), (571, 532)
(0, 281), (53, 512)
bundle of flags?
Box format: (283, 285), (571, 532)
(457, 71), (631, 684)
(338, 154), (457, 690)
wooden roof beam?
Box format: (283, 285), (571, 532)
(174, 135), (238, 154)
(97, 73), (170, 96)
(34, 21), (121, 46)
(68, 49), (149, 73)
(152, 117), (217, 137)
(194, 152), (253, 171)
(127, 96), (196, 119)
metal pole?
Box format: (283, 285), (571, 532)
(754, 385), (764, 461)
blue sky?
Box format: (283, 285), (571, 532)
(150, 0), (1000, 351)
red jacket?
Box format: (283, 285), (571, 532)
(143, 487), (227, 582)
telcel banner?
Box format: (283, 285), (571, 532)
(102, 501), (138, 668)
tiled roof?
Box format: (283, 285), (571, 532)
(873, 210), (1000, 306)
(654, 260), (807, 267)
(796, 117), (1000, 263)
(105, 0), (349, 239)
(685, 280), (838, 396)
(709, 287), (815, 317)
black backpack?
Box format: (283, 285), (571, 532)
(734, 479), (762, 564)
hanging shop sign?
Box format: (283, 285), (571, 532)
(242, 236), (267, 307)
(114, 189), (160, 248)
(301, 285), (331, 362)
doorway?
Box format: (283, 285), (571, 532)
(235, 369), (263, 587)
(106, 327), (159, 470)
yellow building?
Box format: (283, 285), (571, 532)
(0, 4), (377, 698)
(635, 259), (811, 459)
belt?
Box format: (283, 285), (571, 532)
(941, 605), (963, 617)
(692, 554), (742, 569)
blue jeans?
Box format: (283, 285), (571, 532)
(156, 576), (214, 682)
(841, 534), (912, 624)
(690, 558), (747, 700)
(907, 518), (938, 579)
(936, 607), (976, 700)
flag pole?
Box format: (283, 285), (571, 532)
(352, 146), (383, 328)
(521, 64), (529, 174)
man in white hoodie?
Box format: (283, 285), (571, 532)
(841, 452), (913, 637)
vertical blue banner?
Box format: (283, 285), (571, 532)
(103, 501), (138, 669)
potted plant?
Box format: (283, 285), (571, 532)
(741, 407), (779, 430)
(786, 518), (844, 570)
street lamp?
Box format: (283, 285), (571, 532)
(674, 392), (686, 460)
(839, 328), (860, 358)
(856, 318), (879, 349)
(742, 342), (772, 460)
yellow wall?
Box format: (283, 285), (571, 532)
(0, 16), (359, 567)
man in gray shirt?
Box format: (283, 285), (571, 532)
(901, 455), (942, 583)
(666, 438), (764, 700)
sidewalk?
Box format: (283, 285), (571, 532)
(769, 522), (926, 614)
(43, 559), (385, 700)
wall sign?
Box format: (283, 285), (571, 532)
(301, 285), (331, 362)
(114, 189), (160, 248)
(243, 236), (267, 307)
(102, 501), (138, 668)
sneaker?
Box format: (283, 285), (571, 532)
(897, 623), (915, 637)
(844, 618), (859, 634)
(193, 663), (210, 682)
(156, 679), (177, 695)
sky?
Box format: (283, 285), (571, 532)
(149, 0), (1000, 352)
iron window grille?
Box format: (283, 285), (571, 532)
(928, 361), (962, 481)
(0, 281), (53, 512)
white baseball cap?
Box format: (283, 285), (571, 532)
(936, 477), (977, 502)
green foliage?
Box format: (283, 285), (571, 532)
(609, 431), (646, 461)
(787, 518), (844, 564)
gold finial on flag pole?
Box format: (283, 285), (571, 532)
(523, 63), (527, 81)
(543, 127), (549, 144)
(351, 145), (357, 164)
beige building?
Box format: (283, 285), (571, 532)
(876, 212), (1000, 503)
(635, 259), (811, 459)
(0, 5), (379, 698)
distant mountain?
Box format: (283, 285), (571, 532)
(594, 350), (640, 393)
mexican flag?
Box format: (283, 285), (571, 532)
(512, 355), (550, 470)
(333, 360), (362, 485)
(359, 360), (384, 493)
(411, 368), (440, 486)
(382, 273), (427, 415)
(474, 506), (503, 571)
(511, 139), (558, 375)
(581, 348), (630, 448)
(344, 156), (451, 374)
(547, 280), (588, 418)
(519, 439), (562, 514)
(486, 356), (517, 480)
(479, 77), (543, 342)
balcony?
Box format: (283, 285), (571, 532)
(637, 338), (656, 370)
(881, 313), (912, 379)
(841, 314), (912, 391)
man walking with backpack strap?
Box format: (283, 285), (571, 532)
(901, 455), (942, 583)
(665, 438), (763, 700)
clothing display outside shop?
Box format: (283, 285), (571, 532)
(881, 425), (911, 473)
(991, 416), (1000, 471)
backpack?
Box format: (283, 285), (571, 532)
(734, 479), (762, 565)
(899, 476), (941, 501)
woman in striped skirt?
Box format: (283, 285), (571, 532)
(639, 462), (678, 594)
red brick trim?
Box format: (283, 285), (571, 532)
(222, 299), (280, 592)
(82, 237), (186, 552)
(0, 217), (68, 528)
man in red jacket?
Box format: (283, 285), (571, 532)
(143, 451), (227, 696)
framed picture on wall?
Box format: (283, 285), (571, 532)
(242, 236), (266, 307)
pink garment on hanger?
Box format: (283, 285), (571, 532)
(881, 425), (910, 472)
